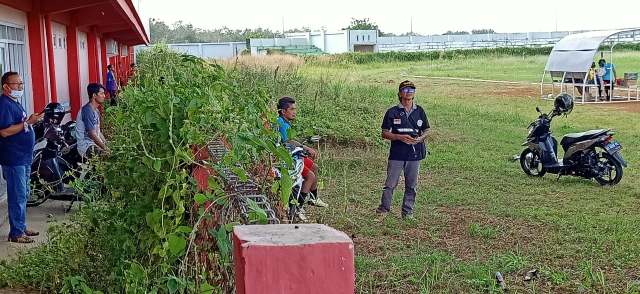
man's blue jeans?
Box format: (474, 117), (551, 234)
(2, 165), (31, 239)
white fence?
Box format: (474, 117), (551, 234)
(136, 42), (248, 60)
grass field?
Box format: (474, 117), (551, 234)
(301, 50), (640, 84)
(259, 52), (640, 293)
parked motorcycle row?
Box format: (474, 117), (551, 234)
(28, 103), (87, 208)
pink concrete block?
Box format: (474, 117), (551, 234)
(233, 224), (355, 294)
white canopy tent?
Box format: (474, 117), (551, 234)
(541, 29), (640, 103)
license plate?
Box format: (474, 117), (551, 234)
(605, 141), (622, 153)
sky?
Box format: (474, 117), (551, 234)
(136, 0), (640, 35)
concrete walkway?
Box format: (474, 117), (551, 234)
(0, 200), (74, 261)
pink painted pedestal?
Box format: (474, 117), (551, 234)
(233, 224), (355, 294)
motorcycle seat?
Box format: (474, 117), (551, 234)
(560, 129), (608, 147)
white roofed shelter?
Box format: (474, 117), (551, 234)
(541, 29), (640, 104)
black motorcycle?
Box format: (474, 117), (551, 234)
(29, 103), (83, 207)
(519, 94), (627, 185)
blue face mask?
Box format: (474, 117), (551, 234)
(10, 90), (24, 99)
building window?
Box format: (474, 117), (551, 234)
(0, 26), (6, 39)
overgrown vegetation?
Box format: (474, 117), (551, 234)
(0, 46), (292, 293)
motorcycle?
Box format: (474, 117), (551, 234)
(28, 103), (83, 207)
(519, 94), (627, 185)
(271, 142), (311, 222)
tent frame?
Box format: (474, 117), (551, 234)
(541, 30), (640, 104)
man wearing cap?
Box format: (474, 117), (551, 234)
(377, 80), (430, 219)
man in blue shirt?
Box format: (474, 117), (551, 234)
(377, 81), (430, 220)
(276, 96), (328, 219)
(106, 65), (118, 106)
(75, 83), (109, 158)
(599, 58), (617, 101)
(0, 72), (44, 243)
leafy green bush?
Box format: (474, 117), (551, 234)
(1, 45), (291, 293)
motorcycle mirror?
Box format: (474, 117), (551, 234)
(535, 106), (541, 113)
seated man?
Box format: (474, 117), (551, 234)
(276, 96), (328, 208)
(76, 83), (110, 159)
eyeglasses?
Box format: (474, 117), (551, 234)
(7, 82), (24, 85)
(401, 88), (416, 94)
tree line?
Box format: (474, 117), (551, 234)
(149, 18), (497, 43)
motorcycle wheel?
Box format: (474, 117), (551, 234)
(27, 176), (51, 207)
(520, 148), (546, 177)
(594, 152), (623, 186)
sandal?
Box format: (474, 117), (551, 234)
(8, 235), (35, 243)
(24, 229), (39, 237)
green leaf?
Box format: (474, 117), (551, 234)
(167, 234), (187, 257)
(199, 282), (217, 293)
(145, 210), (165, 237)
(176, 226), (192, 234)
(231, 166), (248, 182)
(153, 159), (162, 171)
(224, 222), (240, 232)
(246, 199), (268, 224)
(216, 227), (232, 265)
(167, 277), (179, 294)
(194, 193), (207, 205)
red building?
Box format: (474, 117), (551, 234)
(0, 0), (148, 118)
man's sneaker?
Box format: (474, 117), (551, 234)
(296, 211), (308, 222)
(376, 207), (389, 215)
(307, 197), (329, 208)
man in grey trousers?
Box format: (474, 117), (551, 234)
(376, 80), (430, 219)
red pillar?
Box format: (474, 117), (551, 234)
(66, 21), (81, 120)
(44, 15), (57, 103)
(233, 224), (355, 294)
(100, 37), (108, 85)
(87, 28), (99, 83)
(26, 0), (48, 112)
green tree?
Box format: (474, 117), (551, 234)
(442, 30), (470, 35)
(344, 18), (379, 31)
(149, 19), (282, 43)
(471, 29), (496, 34)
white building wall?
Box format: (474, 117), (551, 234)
(310, 34), (324, 51)
(0, 4), (33, 113)
(52, 22), (69, 107)
(0, 4), (33, 218)
(77, 31), (90, 105)
(324, 32), (349, 54)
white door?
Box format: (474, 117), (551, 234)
(52, 22), (69, 107)
(78, 31), (89, 106)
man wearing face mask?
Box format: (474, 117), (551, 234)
(377, 80), (430, 220)
(0, 72), (44, 243)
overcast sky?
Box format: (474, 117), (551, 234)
(136, 0), (639, 35)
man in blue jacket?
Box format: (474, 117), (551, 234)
(0, 72), (44, 243)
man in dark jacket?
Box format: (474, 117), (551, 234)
(376, 80), (430, 219)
